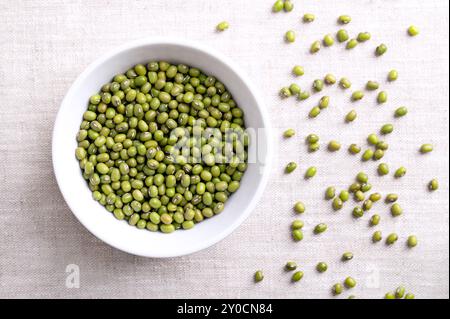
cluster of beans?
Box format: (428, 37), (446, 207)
(260, 4), (430, 298)
(75, 61), (248, 233)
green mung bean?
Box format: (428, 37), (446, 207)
(314, 223), (328, 234)
(391, 203), (403, 217)
(348, 144), (361, 154)
(375, 44), (387, 56)
(342, 252), (353, 261)
(309, 106), (321, 118)
(366, 81), (379, 90)
(273, 0), (284, 12)
(284, 128), (295, 138)
(367, 134), (379, 145)
(310, 41), (321, 53)
(255, 270), (264, 282)
(344, 277), (356, 288)
(306, 134), (319, 144)
(395, 286), (406, 299)
(289, 83), (301, 95)
(345, 110), (357, 123)
(303, 13), (315, 22)
(328, 140), (341, 152)
(337, 29), (349, 42)
(395, 106), (408, 117)
(285, 30), (296, 43)
(325, 186), (336, 200)
(407, 235), (418, 248)
(319, 96), (330, 108)
(292, 271), (304, 282)
(429, 179), (439, 191)
(386, 233), (398, 245)
(388, 70), (398, 81)
(370, 214), (381, 226)
(346, 39), (358, 49)
(294, 201), (306, 214)
(285, 162), (297, 173)
(339, 190), (350, 202)
(305, 166), (317, 179)
(420, 144), (434, 153)
(373, 231), (382, 242)
(394, 166), (407, 178)
(298, 91), (311, 100)
(339, 77), (352, 89)
(280, 87), (292, 98)
(352, 206), (364, 218)
(407, 25), (419, 36)
(308, 142), (320, 152)
(377, 91), (387, 104)
(216, 21), (229, 31)
(351, 90), (364, 101)
(338, 15), (351, 24)
(357, 32), (371, 42)
(292, 229), (304, 242)
(404, 293), (415, 299)
(316, 262), (328, 273)
(378, 163), (389, 176)
(361, 149), (374, 161)
(385, 292), (396, 299)
(292, 220), (304, 230)
(380, 124), (394, 135)
(293, 65), (305, 76)
(332, 197), (344, 211)
(313, 79), (324, 92)
(323, 34), (334, 47)
(324, 74), (336, 85)
(285, 261), (297, 271)
(385, 193), (398, 203)
(284, 0), (294, 12)
(333, 283), (343, 295)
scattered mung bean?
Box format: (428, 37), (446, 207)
(292, 271), (304, 282)
(357, 32), (371, 42)
(420, 144), (434, 153)
(303, 13), (315, 23)
(293, 65), (305, 76)
(255, 270), (264, 282)
(394, 166), (407, 178)
(286, 162), (298, 173)
(316, 262), (328, 273)
(284, 128), (296, 138)
(407, 25), (419, 36)
(407, 235), (418, 248)
(388, 70), (398, 82)
(337, 29), (349, 42)
(345, 110), (357, 123)
(323, 34), (335, 47)
(328, 140), (341, 152)
(375, 44), (388, 56)
(377, 91), (388, 104)
(285, 261), (297, 271)
(216, 21), (229, 31)
(386, 233), (399, 245)
(429, 179), (439, 191)
(346, 39), (358, 49)
(294, 201), (306, 214)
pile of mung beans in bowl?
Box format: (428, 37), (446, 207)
(52, 38), (272, 257)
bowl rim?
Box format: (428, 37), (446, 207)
(52, 37), (273, 257)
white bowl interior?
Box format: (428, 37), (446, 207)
(53, 39), (271, 257)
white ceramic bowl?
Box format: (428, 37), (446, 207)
(53, 38), (272, 257)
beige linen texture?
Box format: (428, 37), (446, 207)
(0, 0), (448, 298)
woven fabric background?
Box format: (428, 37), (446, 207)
(0, 0), (448, 299)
